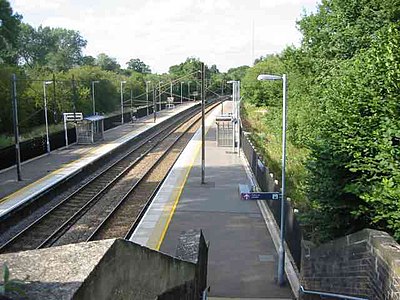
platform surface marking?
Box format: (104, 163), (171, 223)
(130, 105), (220, 248)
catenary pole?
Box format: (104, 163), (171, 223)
(11, 74), (22, 181)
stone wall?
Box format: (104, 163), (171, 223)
(301, 229), (400, 299)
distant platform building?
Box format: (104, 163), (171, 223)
(76, 115), (105, 144)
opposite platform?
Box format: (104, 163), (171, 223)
(131, 102), (294, 299)
(0, 102), (198, 218)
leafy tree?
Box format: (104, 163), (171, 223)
(241, 55), (284, 107)
(126, 58), (151, 74)
(225, 65), (249, 81)
(18, 24), (87, 71)
(306, 23), (400, 240)
(0, 0), (22, 64)
(80, 55), (96, 66)
(95, 53), (120, 72)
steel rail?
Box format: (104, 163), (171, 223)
(0, 106), (201, 253)
(87, 102), (219, 241)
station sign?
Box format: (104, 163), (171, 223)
(241, 192), (280, 201)
(238, 184), (280, 201)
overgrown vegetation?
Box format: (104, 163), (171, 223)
(241, 0), (400, 243)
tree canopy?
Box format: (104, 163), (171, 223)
(126, 58), (151, 74)
(0, 0), (21, 64)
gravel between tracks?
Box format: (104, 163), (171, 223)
(53, 117), (200, 246)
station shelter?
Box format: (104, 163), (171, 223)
(76, 115), (105, 144)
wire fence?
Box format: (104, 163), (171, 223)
(241, 130), (303, 270)
(0, 104), (161, 170)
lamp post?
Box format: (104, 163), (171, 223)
(158, 81), (163, 111)
(120, 80), (127, 124)
(180, 82), (184, 104)
(43, 80), (53, 154)
(201, 63), (205, 184)
(257, 73), (287, 286)
(146, 81), (151, 116)
(187, 81), (191, 101)
(227, 80), (239, 154)
(91, 80), (99, 115)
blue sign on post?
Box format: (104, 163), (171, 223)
(241, 192), (280, 201)
(238, 184), (280, 201)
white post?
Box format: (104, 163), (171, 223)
(237, 81), (241, 156)
(277, 74), (288, 286)
(146, 81), (150, 115)
(158, 81), (161, 110)
(120, 81), (126, 124)
(64, 115), (68, 148)
(43, 81), (51, 154)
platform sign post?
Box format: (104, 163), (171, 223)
(201, 62), (205, 184)
(63, 113), (83, 148)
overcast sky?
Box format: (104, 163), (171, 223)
(10, 0), (319, 73)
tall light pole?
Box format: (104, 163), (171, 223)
(120, 80), (127, 124)
(158, 81), (163, 111)
(187, 81), (191, 101)
(180, 82), (184, 104)
(201, 63), (205, 184)
(170, 81), (173, 97)
(257, 73), (287, 286)
(227, 80), (239, 154)
(146, 81), (151, 116)
(91, 80), (99, 115)
(43, 80), (53, 154)
(153, 86), (156, 123)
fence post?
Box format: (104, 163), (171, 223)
(11, 74), (22, 181)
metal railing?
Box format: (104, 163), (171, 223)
(241, 130), (303, 270)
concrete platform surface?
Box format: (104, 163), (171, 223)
(0, 102), (197, 217)
(131, 102), (294, 299)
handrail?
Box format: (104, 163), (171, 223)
(300, 286), (368, 300)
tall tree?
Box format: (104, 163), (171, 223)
(96, 53), (120, 72)
(126, 58), (151, 74)
(0, 0), (22, 64)
(18, 24), (87, 70)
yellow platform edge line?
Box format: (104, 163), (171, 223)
(0, 119), (159, 205)
(155, 106), (217, 250)
(155, 141), (202, 250)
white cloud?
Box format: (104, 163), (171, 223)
(10, 0), (320, 73)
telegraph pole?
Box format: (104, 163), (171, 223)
(11, 74), (22, 181)
(201, 62), (206, 184)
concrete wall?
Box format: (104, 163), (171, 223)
(74, 239), (197, 300)
(301, 229), (400, 299)
(157, 230), (208, 300)
(0, 236), (208, 300)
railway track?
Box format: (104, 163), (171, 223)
(0, 101), (218, 253)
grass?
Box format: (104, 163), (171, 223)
(241, 101), (309, 209)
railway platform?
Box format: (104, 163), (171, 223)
(0, 102), (198, 218)
(131, 102), (296, 299)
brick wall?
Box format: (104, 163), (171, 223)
(301, 229), (400, 299)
